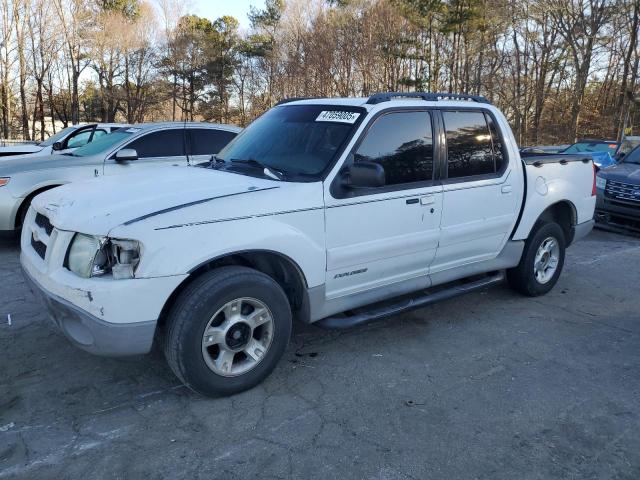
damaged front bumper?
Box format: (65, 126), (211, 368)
(22, 266), (159, 356)
(20, 207), (187, 356)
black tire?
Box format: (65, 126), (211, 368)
(163, 266), (292, 397)
(16, 200), (29, 230)
(507, 222), (566, 296)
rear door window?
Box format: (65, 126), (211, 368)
(443, 111), (495, 179)
(189, 128), (237, 155)
(125, 129), (186, 158)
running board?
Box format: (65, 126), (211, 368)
(314, 272), (505, 330)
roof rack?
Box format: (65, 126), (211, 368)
(366, 92), (491, 105)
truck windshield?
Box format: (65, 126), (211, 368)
(216, 104), (366, 180)
(70, 129), (137, 157)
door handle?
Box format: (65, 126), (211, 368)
(501, 185), (513, 194)
(420, 195), (435, 206)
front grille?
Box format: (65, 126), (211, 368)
(607, 199), (640, 211)
(31, 235), (46, 259)
(35, 212), (53, 235)
(605, 180), (640, 203)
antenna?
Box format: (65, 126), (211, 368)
(184, 112), (190, 166)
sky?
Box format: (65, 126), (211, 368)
(191, 0), (267, 29)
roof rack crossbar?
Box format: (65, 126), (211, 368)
(366, 92), (491, 105)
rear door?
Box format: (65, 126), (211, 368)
(324, 109), (443, 300)
(104, 128), (188, 174)
(430, 109), (519, 273)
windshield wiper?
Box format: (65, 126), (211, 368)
(208, 154), (225, 169)
(229, 158), (286, 180)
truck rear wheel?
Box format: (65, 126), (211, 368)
(507, 222), (566, 296)
(164, 266), (292, 397)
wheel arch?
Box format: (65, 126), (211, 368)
(15, 184), (63, 228)
(531, 201), (577, 245)
(157, 249), (311, 329)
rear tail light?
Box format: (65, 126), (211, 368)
(591, 162), (597, 196)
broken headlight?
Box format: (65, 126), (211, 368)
(66, 234), (140, 279)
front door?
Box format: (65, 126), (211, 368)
(104, 128), (188, 175)
(324, 110), (443, 301)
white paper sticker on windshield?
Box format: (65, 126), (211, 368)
(125, 128), (141, 133)
(315, 111), (360, 124)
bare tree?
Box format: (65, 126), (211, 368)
(27, 0), (59, 139)
(13, 0), (29, 139)
(615, 0), (640, 139)
(549, 0), (613, 140)
(0, 0), (16, 138)
(52, 0), (92, 124)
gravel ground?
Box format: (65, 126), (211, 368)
(1, 230), (639, 480)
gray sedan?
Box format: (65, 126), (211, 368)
(0, 122), (241, 232)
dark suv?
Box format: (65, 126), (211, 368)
(595, 145), (640, 233)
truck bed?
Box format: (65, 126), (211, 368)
(510, 153), (596, 242)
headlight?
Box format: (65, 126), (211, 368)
(595, 176), (607, 190)
(66, 234), (140, 279)
(67, 234), (103, 278)
(0, 177), (9, 187)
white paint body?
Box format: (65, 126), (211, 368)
(20, 98), (596, 354)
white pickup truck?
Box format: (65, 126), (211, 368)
(20, 93), (596, 396)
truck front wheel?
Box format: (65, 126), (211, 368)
(507, 222), (566, 296)
(164, 266), (292, 397)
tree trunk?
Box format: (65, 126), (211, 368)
(616, 0), (640, 140)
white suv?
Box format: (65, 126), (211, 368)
(20, 93), (596, 396)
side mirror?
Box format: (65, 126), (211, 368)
(115, 149), (138, 162)
(52, 141), (63, 151)
(344, 161), (385, 188)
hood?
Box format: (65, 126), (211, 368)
(31, 166), (319, 236)
(599, 161), (640, 184)
(0, 153), (79, 175)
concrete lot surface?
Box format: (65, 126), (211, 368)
(1, 230), (639, 479)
